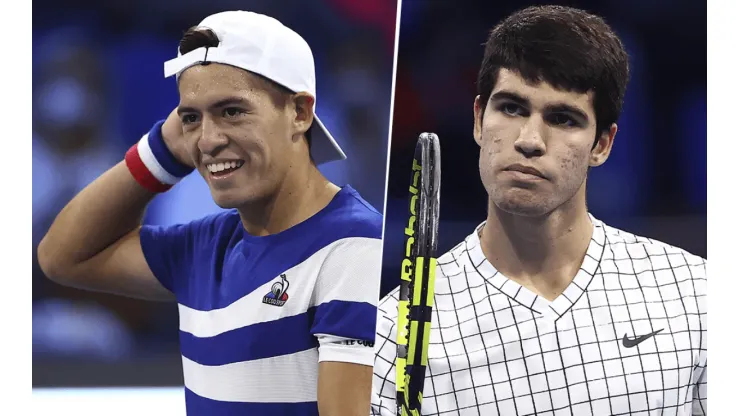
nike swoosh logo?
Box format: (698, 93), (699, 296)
(622, 328), (664, 348)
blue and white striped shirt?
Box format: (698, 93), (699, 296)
(141, 186), (383, 415)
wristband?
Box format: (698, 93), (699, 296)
(125, 120), (194, 193)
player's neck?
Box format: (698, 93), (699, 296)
(479, 188), (593, 301)
(237, 162), (340, 236)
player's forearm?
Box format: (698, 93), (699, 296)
(38, 161), (155, 280)
(318, 362), (373, 416)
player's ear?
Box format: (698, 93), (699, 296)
(473, 95), (483, 147)
(590, 123), (617, 167)
(291, 92), (315, 141)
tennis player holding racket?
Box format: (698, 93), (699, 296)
(371, 5), (706, 415)
(38, 11), (383, 416)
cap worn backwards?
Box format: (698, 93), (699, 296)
(163, 11), (346, 165)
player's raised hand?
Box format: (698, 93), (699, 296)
(161, 108), (195, 168)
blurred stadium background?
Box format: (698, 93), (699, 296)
(32, 0), (397, 403)
(381, 0), (707, 299)
(32, 0), (708, 410)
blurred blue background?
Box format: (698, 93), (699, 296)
(32, 0), (397, 386)
(32, 0), (708, 389)
(380, 0), (707, 299)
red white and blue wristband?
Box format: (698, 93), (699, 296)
(125, 120), (194, 193)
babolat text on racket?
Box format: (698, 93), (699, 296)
(396, 132), (441, 416)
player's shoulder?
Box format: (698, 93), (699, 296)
(189, 210), (243, 247)
(378, 285), (400, 319)
(436, 237), (470, 280)
(143, 209), (241, 241)
(302, 187), (383, 273)
(376, 286), (400, 345)
(599, 217), (706, 279)
(316, 185), (383, 241)
(192, 209), (242, 232)
(376, 234), (470, 322)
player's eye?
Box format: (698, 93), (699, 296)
(181, 114), (199, 125)
(498, 102), (526, 117)
(223, 107), (245, 118)
(548, 113), (578, 128)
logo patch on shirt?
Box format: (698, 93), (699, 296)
(263, 274), (290, 307)
(622, 328), (664, 348)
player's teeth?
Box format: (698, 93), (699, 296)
(207, 161), (244, 173)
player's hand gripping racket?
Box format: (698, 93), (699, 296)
(396, 133), (441, 416)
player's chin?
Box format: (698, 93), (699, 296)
(208, 185), (265, 209)
(492, 189), (554, 217)
(207, 190), (241, 209)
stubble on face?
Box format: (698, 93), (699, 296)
(475, 69), (598, 219)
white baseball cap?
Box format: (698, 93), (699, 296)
(163, 11), (346, 165)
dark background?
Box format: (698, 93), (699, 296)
(380, 0), (707, 299)
(32, 0), (707, 390)
(32, 0), (397, 387)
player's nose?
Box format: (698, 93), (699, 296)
(514, 117), (546, 157)
(197, 117), (229, 156)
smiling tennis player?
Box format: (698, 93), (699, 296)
(371, 6), (706, 415)
(38, 10), (383, 416)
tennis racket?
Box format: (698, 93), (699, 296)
(396, 133), (441, 416)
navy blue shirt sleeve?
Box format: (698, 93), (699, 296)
(139, 211), (237, 294)
(139, 222), (195, 293)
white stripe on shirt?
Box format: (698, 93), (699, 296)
(182, 349), (319, 403)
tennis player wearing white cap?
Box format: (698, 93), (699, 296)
(39, 10), (383, 416)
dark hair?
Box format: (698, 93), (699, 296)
(178, 26), (313, 149)
(476, 5), (629, 137)
(179, 26), (220, 54)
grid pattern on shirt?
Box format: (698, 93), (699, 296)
(371, 217), (707, 416)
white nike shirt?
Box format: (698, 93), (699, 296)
(372, 216), (707, 416)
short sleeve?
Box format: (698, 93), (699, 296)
(310, 237), (382, 366)
(371, 292), (400, 416)
(139, 223), (194, 293)
(139, 212), (232, 293)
